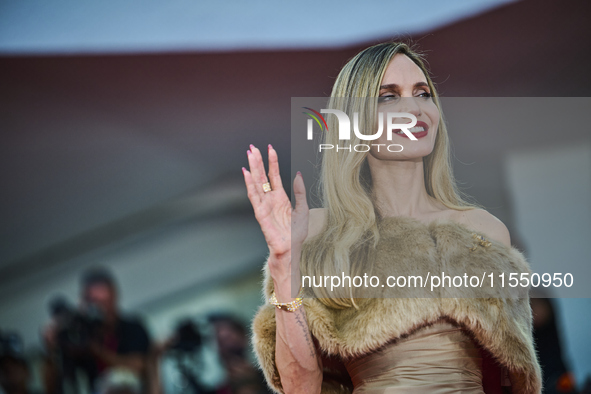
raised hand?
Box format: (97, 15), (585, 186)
(242, 144), (309, 283)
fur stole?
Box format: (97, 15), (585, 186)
(251, 216), (542, 393)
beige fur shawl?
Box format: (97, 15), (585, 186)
(251, 216), (542, 394)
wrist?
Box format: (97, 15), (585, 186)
(269, 286), (304, 312)
(272, 277), (302, 302)
(269, 242), (302, 262)
(268, 254), (292, 282)
(268, 250), (291, 264)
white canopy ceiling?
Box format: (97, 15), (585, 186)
(0, 0), (515, 54)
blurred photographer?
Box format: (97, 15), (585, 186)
(42, 267), (151, 394)
(208, 314), (269, 394)
(0, 330), (38, 394)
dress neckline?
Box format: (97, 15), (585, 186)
(375, 214), (504, 250)
(377, 214), (468, 231)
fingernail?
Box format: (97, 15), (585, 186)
(268, 144), (273, 150)
(250, 144), (255, 150)
(247, 150), (251, 156)
(297, 171), (301, 176)
(242, 167), (246, 173)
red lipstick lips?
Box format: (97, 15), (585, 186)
(394, 121), (429, 139)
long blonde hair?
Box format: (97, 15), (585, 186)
(300, 42), (476, 309)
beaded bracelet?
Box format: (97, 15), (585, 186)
(268, 287), (304, 312)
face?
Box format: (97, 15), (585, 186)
(368, 53), (440, 162)
(82, 283), (117, 322)
(214, 321), (246, 358)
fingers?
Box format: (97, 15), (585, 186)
(293, 171), (308, 213)
(267, 144), (284, 192)
(247, 144), (269, 187)
(245, 145), (267, 204)
(242, 166), (261, 207)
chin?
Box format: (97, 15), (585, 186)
(368, 139), (436, 161)
(402, 147), (435, 159)
(386, 145), (435, 161)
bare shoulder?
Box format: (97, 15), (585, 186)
(307, 208), (328, 241)
(453, 208), (512, 248)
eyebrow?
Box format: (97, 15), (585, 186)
(379, 82), (430, 91)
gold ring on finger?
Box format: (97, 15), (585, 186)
(262, 182), (272, 193)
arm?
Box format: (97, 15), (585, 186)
(41, 321), (60, 394)
(244, 145), (323, 393)
(273, 258), (323, 393)
(274, 209), (328, 392)
(253, 258), (352, 394)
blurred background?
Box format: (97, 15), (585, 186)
(0, 0), (590, 393)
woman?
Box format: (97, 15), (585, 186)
(243, 42), (541, 393)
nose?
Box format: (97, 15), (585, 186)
(398, 97), (422, 118)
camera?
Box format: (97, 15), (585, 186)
(169, 319), (203, 354)
(48, 295), (106, 352)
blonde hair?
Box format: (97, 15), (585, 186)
(300, 42), (476, 309)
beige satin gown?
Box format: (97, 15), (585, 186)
(344, 320), (485, 393)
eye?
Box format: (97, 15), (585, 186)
(378, 94), (399, 103)
(417, 92), (432, 99)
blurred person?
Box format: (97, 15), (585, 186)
(207, 314), (269, 394)
(531, 296), (577, 393)
(244, 42), (542, 393)
(0, 355), (32, 394)
(155, 319), (215, 394)
(0, 331), (39, 394)
(42, 267), (151, 394)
